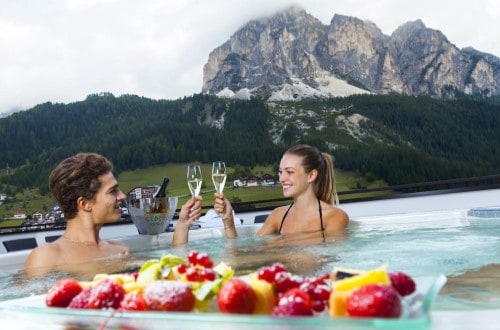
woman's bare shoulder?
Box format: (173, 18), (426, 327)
(322, 203), (349, 227)
(255, 205), (290, 236)
(269, 205), (290, 217)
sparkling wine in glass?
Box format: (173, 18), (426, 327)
(212, 161), (227, 194)
(187, 164), (203, 197)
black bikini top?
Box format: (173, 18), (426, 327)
(278, 199), (325, 239)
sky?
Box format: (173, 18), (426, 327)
(0, 0), (499, 115)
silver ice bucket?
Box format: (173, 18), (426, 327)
(126, 196), (178, 235)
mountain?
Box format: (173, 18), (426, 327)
(202, 7), (500, 100)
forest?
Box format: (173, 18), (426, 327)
(0, 93), (498, 196)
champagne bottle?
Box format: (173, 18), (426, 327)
(154, 176), (170, 198)
(154, 176), (169, 212)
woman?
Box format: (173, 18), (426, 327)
(214, 144), (349, 240)
(24, 153), (202, 276)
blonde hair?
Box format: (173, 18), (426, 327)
(284, 144), (339, 206)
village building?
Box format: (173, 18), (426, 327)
(13, 209), (26, 219)
(31, 211), (44, 222)
(233, 174), (276, 187)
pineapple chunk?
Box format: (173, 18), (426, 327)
(333, 265), (390, 292)
(329, 290), (352, 317)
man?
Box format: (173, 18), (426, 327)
(24, 153), (202, 276)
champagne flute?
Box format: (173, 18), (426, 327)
(187, 164), (203, 197)
(212, 161), (227, 194)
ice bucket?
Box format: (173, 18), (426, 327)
(126, 196), (178, 235)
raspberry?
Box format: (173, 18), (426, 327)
(257, 266), (275, 283)
(144, 280), (195, 312)
(389, 271), (416, 296)
(217, 278), (257, 314)
(199, 268), (216, 281)
(272, 289), (313, 317)
(87, 278), (126, 310)
(274, 271), (302, 293)
(257, 263), (287, 284)
(45, 278), (83, 307)
(177, 263), (188, 274)
(299, 277), (331, 312)
(347, 284), (402, 318)
(120, 291), (146, 311)
(271, 263), (287, 274)
(186, 267), (200, 282)
(187, 250), (199, 264)
(280, 288), (312, 308)
(68, 287), (93, 309)
(195, 252), (213, 268)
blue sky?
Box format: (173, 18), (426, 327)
(0, 0), (498, 115)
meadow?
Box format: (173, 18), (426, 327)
(0, 163), (388, 224)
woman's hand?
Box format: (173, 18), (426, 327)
(214, 193), (238, 238)
(214, 193), (232, 220)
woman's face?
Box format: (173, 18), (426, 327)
(279, 153), (310, 198)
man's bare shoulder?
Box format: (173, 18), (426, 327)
(24, 242), (63, 276)
(105, 240), (130, 253)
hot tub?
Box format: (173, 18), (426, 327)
(0, 207), (499, 329)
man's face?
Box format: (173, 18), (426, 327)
(89, 172), (126, 224)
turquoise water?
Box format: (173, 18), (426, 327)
(1, 209), (499, 311)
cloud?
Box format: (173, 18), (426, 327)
(0, 0), (498, 115)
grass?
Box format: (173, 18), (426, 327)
(117, 164), (390, 209)
(0, 163), (389, 222)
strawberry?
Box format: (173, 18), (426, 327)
(87, 278), (126, 310)
(143, 280), (195, 312)
(347, 284), (402, 318)
(389, 271), (416, 296)
(68, 287), (93, 309)
(120, 291), (146, 311)
(45, 278), (83, 307)
(272, 288), (314, 317)
(217, 278), (257, 314)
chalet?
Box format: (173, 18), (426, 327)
(233, 174), (276, 187)
(261, 174), (276, 185)
(13, 209), (26, 219)
(128, 186), (157, 200)
(32, 211), (44, 221)
(245, 176), (259, 187)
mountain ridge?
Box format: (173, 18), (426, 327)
(202, 7), (500, 101)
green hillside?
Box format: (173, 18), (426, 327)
(0, 163), (387, 220)
(0, 92), (499, 216)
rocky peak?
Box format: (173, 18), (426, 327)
(202, 6), (328, 99)
(203, 7), (500, 100)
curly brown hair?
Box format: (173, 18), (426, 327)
(49, 153), (113, 219)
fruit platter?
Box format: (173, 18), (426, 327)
(0, 251), (446, 329)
